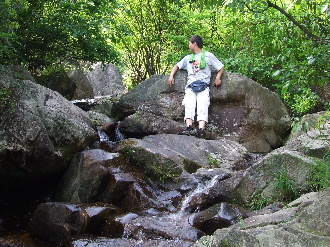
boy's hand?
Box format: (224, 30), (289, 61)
(168, 76), (175, 86)
(213, 78), (222, 90)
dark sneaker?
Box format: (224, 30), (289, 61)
(182, 125), (196, 136)
(196, 128), (206, 138)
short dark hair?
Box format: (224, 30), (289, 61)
(190, 35), (203, 48)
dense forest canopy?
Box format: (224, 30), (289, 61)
(0, 0), (329, 116)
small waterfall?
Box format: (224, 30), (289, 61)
(179, 174), (221, 215)
(115, 126), (125, 142)
(98, 126), (125, 151)
(98, 128), (110, 142)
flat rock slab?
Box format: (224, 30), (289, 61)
(119, 134), (247, 181)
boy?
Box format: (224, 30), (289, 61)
(168, 35), (225, 137)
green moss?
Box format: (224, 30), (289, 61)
(119, 139), (138, 149)
(120, 144), (183, 182)
(183, 159), (201, 174)
(0, 87), (19, 114)
(218, 239), (235, 247)
(139, 153), (183, 183)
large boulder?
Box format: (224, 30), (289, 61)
(55, 150), (125, 203)
(35, 69), (77, 100)
(86, 62), (125, 98)
(0, 66), (98, 180)
(193, 189), (330, 247)
(34, 63), (126, 100)
(68, 67), (95, 100)
(55, 149), (178, 212)
(285, 111), (329, 143)
(230, 111), (330, 205)
(27, 202), (124, 245)
(112, 71), (291, 153)
(119, 134), (247, 182)
(117, 213), (205, 242)
(68, 63), (126, 100)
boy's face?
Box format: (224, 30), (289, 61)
(189, 41), (196, 51)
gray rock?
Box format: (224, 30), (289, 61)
(70, 237), (194, 247)
(55, 149), (124, 203)
(119, 214), (205, 242)
(27, 202), (123, 245)
(231, 112), (330, 205)
(0, 66), (98, 179)
(68, 68), (95, 100)
(86, 62), (126, 98)
(88, 110), (113, 128)
(112, 71), (291, 153)
(191, 202), (244, 235)
(56, 149), (176, 212)
(193, 189), (330, 247)
(35, 69), (77, 100)
(285, 112), (330, 157)
(68, 63), (126, 100)
(286, 111), (329, 142)
(119, 134), (247, 182)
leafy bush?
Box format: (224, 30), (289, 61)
(1, 0), (120, 73)
(273, 42), (330, 115)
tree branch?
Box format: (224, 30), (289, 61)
(266, 0), (324, 43)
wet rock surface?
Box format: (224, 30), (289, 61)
(68, 237), (194, 247)
(27, 202), (124, 245)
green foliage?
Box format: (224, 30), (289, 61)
(216, 0), (330, 115)
(1, 0), (329, 117)
(238, 214), (246, 230)
(308, 154), (330, 192)
(273, 41), (329, 115)
(274, 166), (300, 202)
(245, 168), (299, 209)
(316, 111), (330, 128)
(112, 0), (190, 86)
(1, 0), (120, 73)
(281, 87), (320, 114)
(0, 0), (28, 63)
(308, 114), (330, 192)
(249, 193), (274, 210)
(206, 153), (221, 167)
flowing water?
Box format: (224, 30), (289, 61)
(0, 129), (263, 247)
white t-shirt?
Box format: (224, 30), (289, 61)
(177, 51), (224, 85)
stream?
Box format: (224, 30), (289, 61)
(0, 128), (263, 247)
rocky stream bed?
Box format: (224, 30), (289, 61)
(1, 65), (330, 246)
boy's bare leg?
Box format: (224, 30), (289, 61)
(199, 120), (206, 129)
(186, 118), (193, 127)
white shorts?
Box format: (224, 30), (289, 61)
(182, 87), (210, 122)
